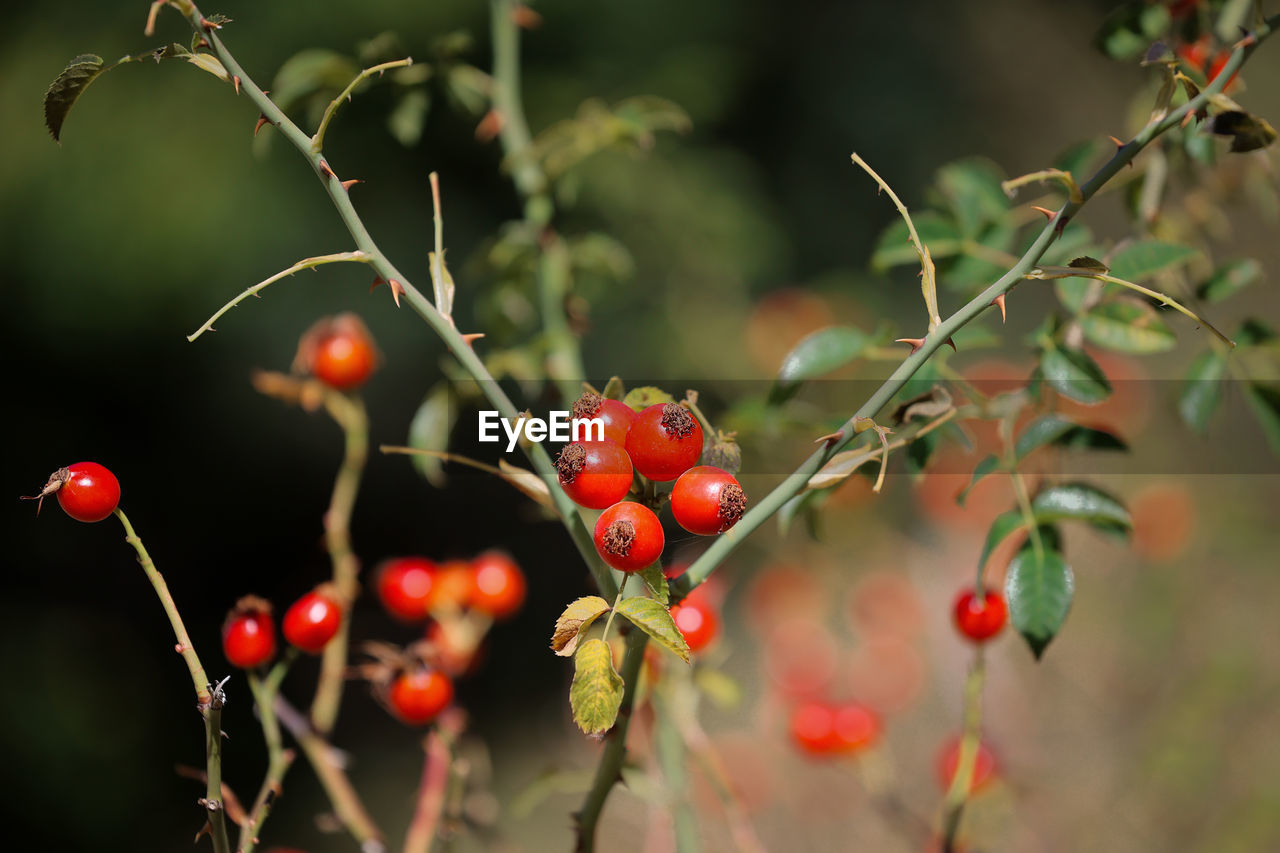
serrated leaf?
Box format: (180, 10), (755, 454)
(408, 384), (456, 486)
(957, 454), (1000, 507)
(1005, 548), (1074, 659)
(638, 564), (670, 606)
(622, 386), (673, 412)
(1197, 259), (1262, 304)
(933, 158), (1009, 238)
(1212, 110), (1278, 153)
(977, 510), (1026, 572)
(1032, 482), (1131, 538)
(615, 597), (690, 663)
(388, 89), (430, 146)
(44, 54), (108, 142)
(1179, 350), (1228, 434)
(871, 212), (961, 270)
(1040, 344), (1112, 404)
(570, 639), (624, 735)
(1081, 299), (1177, 354)
(776, 326), (870, 385)
(1245, 384), (1280, 455)
(1069, 256), (1109, 273)
(1108, 241), (1199, 282)
(551, 596), (612, 657)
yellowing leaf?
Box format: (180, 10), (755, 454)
(614, 597), (690, 663)
(570, 638), (624, 736)
(550, 596), (612, 657)
(638, 564), (670, 606)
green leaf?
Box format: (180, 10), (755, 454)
(407, 384), (457, 487)
(550, 596), (612, 657)
(1196, 259), (1262, 304)
(44, 54), (109, 142)
(1032, 482), (1131, 539)
(693, 667), (742, 709)
(776, 326), (870, 386)
(601, 376), (626, 400)
(977, 510), (1026, 572)
(1005, 548), (1075, 659)
(387, 89), (430, 146)
(1081, 299), (1177, 354)
(933, 158), (1009, 238)
(1107, 240), (1199, 283)
(944, 222), (1017, 291)
(956, 454), (1000, 507)
(638, 564), (670, 606)
(270, 49), (360, 117)
(615, 597), (690, 663)
(1040, 344), (1112, 404)
(871, 212), (961, 271)
(1245, 384), (1280, 455)
(1179, 350), (1228, 434)
(570, 639), (624, 735)
(1014, 414), (1126, 458)
(622, 386), (673, 412)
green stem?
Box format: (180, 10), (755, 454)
(652, 691), (701, 853)
(489, 0), (547, 202)
(575, 629), (648, 852)
(670, 15), (1277, 600)
(940, 656), (987, 852)
(310, 391), (368, 736)
(240, 662), (297, 853)
(204, 691), (232, 853)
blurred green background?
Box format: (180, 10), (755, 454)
(4, 1), (1280, 851)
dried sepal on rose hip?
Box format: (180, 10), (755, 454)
(670, 466), (747, 535)
(556, 440), (633, 509)
(282, 584), (345, 654)
(571, 390), (637, 446)
(625, 402), (704, 482)
(23, 462), (121, 523)
(222, 595), (277, 669)
(293, 312), (380, 391)
(593, 501), (665, 572)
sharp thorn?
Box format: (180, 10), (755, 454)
(387, 279), (405, 308)
(253, 115), (270, 136)
(340, 179), (362, 191)
(992, 293), (1007, 323)
(945, 336), (957, 352)
(895, 337), (925, 354)
(1109, 135), (1126, 149)
(232, 75), (241, 96)
(1032, 206), (1057, 221)
(461, 333), (486, 346)
(368, 276), (385, 294)
(813, 431), (843, 445)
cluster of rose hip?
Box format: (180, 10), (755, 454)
(557, 392), (748, 574)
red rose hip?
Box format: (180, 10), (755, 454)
(25, 462), (122, 523)
(556, 440), (634, 509)
(593, 501), (664, 572)
(388, 667), (454, 725)
(625, 402), (704, 482)
(672, 593), (719, 653)
(952, 588), (1007, 643)
(283, 588), (344, 653)
(377, 557), (438, 623)
(571, 392), (637, 446)
(222, 597), (277, 669)
(296, 313), (379, 391)
(468, 551), (526, 619)
(670, 466), (747, 535)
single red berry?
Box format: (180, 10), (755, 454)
(377, 557), (438, 623)
(593, 501), (665, 572)
(25, 462), (121, 523)
(936, 736), (998, 793)
(283, 588), (344, 654)
(625, 402), (704, 482)
(556, 440), (634, 509)
(469, 551), (526, 619)
(790, 701), (841, 755)
(952, 588), (1007, 643)
(670, 466), (747, 535)
(431, 559), (478, 612)
(296, 313), (379, 391)
(388, 667), (454, 725)
(571, 392), (638, 446)
(831, 702), (879, 752)
(222, 597), (277, 669)
(672, 594), (719, 653)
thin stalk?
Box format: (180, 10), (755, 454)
(652, 691), (701, 853)
(940, 656), (987, 852)
(312, 59), (415, 152)
(403, 713), (464, 853)
(204, 692), (232, 853)
(240, 662), (298, 853)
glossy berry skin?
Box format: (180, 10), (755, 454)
(572, 392), (637, 446)
(377, 558), (437, 623)
(670, 466), (747, 535)
(299, 314), (379, 391)
(388, 667), (454, 725)
(952, 588), (1007, 643)
(469, 551), (526, 620)
(672, 595), (719, 653)
(57, 462), (121, 523)
(593, 501), (665, 572)
(790, 701), (880, 756)
(625, 403), (704, 482)
(222, 606), (277, 669)
(283, 590), (344, 654)
(431, 560), (478, 612)
(936, 736), (997, 793)
(556, 440), (634, 509)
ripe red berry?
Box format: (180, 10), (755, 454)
(593, 501), (665, 572)
(625, 402), (704, 482)
(283, 588), (344, 654)
(556, 440), (634, 509)
(26, 462), (121, 523)
(296, 313), (379, 391)
(830, 703), (879, 752)
(571, 392), (638, 446)
(952, 588), (1007, 643)
(670, 466), (747, 535)
(672, 593), (719, 653)
(222, 597), (277, 669)
(469, 551), (526, 619)
(431, 560), (478, 613)
(377, 557), (438, 623)
(790, 701), (880, 755)
(388, 667), (454, 725)
(936, 736), (997, 793)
